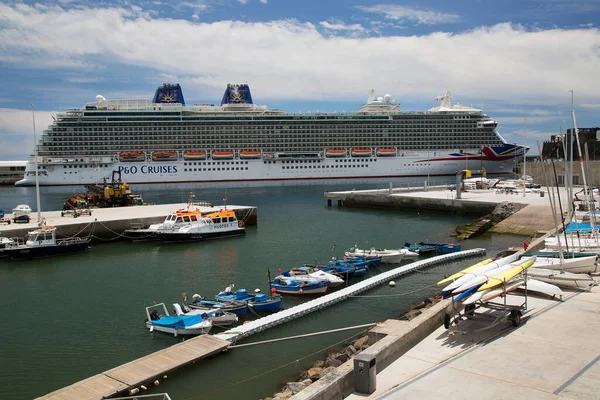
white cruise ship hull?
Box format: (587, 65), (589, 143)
(15, 151), (517, 186)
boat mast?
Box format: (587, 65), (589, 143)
(537, 142), (564, 264)
(571, 107), (598, 244)
(30, 104), (42, 224)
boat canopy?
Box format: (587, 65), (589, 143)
(151, 314), (204, 329)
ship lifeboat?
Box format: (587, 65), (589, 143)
(119, 151), (146, 162)
(152, 151), (178, 162)
(376, 148), (397, 157)
(325, 149), (347, 158)
(351, 148), (372, 157)
(211, 150), (235, 160)
(183, 150), (207, 160)
(239, 150), (262, 159)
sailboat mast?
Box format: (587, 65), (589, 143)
(571, 109), (598, 243)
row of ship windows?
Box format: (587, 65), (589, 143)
(282, 165), (369, 169)
(184, 161), (249, 166)
(184, 168), (249, 171)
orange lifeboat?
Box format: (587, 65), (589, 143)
(376, 148), (397, 157)
(119, 151), (145, 162)
(239, 150), (262, 159)
(351, 148), (372, 157)
(183, 150), (207, 160)
(152, 151), (178, 161)
(211, 150), (235, 160)
(325, 149), (347, 158)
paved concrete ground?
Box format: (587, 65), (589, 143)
(347, 285), (600, 400)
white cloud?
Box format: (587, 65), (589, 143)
(0, 108), (54, 159)
(238, 0), (249, 4)
(0, 4), (600, 158)
(259, 0), (268, 3)
(319, 21), (366, 33)
(357, 4), (461, 25)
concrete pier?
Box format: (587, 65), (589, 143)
(0, 203), (257, 242)
(325, 186), (563, 236)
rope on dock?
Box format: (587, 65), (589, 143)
(227, 323), (377, 348)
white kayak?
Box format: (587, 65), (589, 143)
(441, 253), (519, 294)
(519, 279), (564, 298)
(450, 256), (532, 295)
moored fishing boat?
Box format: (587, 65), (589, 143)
(276, 266), (345, 288)
(187, 294), (248, 315)
(270, 278), (330, 295)
(215, 285), (282, 312)
(145, 303), (212, 337)
(3, 225), (89, 260)
(172, 303), (238, 327)
(349, 246), (405, 264)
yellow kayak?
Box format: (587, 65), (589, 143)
(437, 258), (494, 286)
(477, 258), (536, 292)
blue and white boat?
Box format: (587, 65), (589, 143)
(270, 278), (330, 295)
(276, 266), (345, 288)
(145, 303), (212, 337)
(215, 286), (282, 312)
(187, 294), (248, 315)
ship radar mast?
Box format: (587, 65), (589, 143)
(436, 90), (451, 108)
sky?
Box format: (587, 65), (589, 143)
(1, 0), (600, 160)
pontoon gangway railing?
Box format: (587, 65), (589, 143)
(214, 248), (486, 343)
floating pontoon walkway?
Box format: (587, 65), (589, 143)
(37, 335), (229, 400)
(215, 248), (486, 342)
(38, 249), (485, 400)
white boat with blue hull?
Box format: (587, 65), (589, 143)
(145, 303), (212, 337)
(16, 83), (526, 187)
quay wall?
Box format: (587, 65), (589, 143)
(0, 205), (257, 243)
(326, 191), (497, 216)
(292, 298), (458, 400)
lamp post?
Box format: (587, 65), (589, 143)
(30, 103), (41, 223)
(523, 116), (527, 197)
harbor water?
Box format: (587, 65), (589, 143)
(0, 183), (524, 400)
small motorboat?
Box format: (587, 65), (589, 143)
(12, 204), (32, 217)
(3, 225), (89, 260)
(276, 266), (345, 288)
(215, 285), (282, 312)
(187, 294), (248, 315)
(349, 247), (406, 264)
(270, 278), (330, 295)
(172, 303), (238, 327)
(318, 263), (368, 278)
(145, 303), (212, 337)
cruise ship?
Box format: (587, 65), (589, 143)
(16, 83), (526, 186)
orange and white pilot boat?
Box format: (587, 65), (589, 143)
(157, 202), (246, 242)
